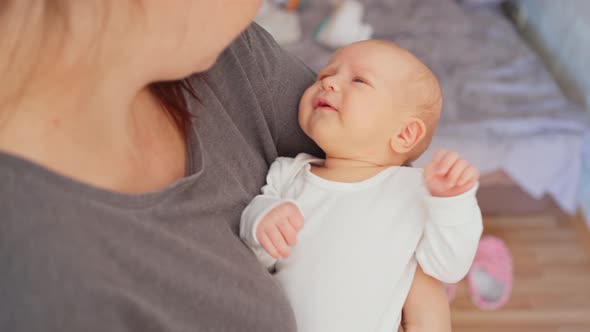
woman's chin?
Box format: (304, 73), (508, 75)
(195, 53), (220, 72)
(156, 54), (220, 82)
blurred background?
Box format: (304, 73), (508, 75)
(257, 0), (590, 330)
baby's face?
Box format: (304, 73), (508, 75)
(299, 41), (424, 159)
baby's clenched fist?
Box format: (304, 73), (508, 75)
(423, 150), (479, 197)
(256, 202), (304, 259)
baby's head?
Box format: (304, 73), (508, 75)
(298, 40), (442, 166)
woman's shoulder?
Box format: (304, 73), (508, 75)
(194, 23), (314, 86)
(188, 24), (322, 159)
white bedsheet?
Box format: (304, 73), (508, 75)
(414, 131), (589, 215)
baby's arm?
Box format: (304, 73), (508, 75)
(401, 265), (452, 332)
(416, 150), (483, 283)
(240, 157), (304, 268)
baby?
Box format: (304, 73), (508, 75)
(240, 40), (483, 331)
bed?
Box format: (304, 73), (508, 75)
(268, 0), (590, 220)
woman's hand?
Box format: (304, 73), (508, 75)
(423, 150), (479, 197)
(255, 202), (304, 259)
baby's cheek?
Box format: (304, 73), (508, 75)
(298, 90), (311, 108)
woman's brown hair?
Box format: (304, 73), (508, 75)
(149, 80), (198, 136)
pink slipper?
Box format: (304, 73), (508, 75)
(466, 235), (513, 310)
(444, 283), (457, 302)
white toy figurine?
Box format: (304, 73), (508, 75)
(315, 0), (373, 49)
(255, 0), (302, 45)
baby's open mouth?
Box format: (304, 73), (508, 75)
(314, 98), (338, 111)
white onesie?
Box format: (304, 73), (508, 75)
(240, 153), (483, 332)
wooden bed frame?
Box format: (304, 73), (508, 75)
(478, 170), (558, 215)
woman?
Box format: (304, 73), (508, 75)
(0, 1), (450, 331)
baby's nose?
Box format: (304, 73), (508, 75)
(320, 77), (339, 92)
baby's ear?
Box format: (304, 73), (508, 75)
(389, 117), (426, 155)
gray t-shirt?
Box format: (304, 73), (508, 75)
(0, 23), (322, 332)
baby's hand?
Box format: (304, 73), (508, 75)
(423, 150), (479, 197)
(256, 202), (304, 259)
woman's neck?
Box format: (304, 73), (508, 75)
(0, 74), (186, 193)
(0, 72), (139, 155)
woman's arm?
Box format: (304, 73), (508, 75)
(401, 265), (452, 332)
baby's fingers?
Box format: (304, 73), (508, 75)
(259, 232), (281, 259)
(267, 227), (290, 258)
(433, 150), (447, 163)
(458, 165), (480, 186)
(447, 158), (469, 186)
(424, 150), (446, 180)
(288, 209), (305, 231)
(423, 159), (437, 182)
(435, 151), (459, 176)
(278, 220), (299, 246)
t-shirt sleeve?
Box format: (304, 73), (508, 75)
(242, 23), (324, 158)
